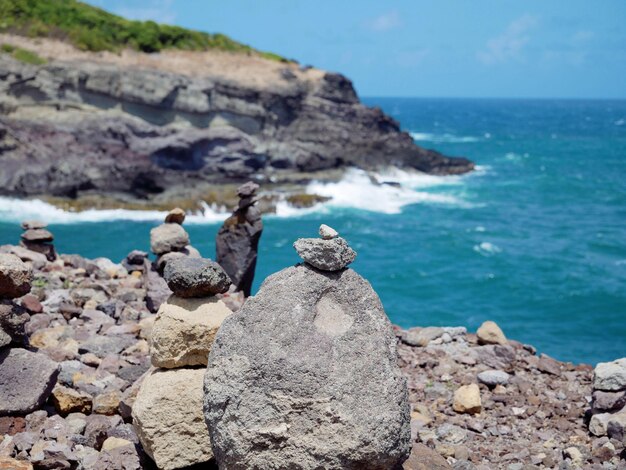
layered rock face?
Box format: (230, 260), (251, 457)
(204, 226), (411, 469)
(0, 47), (473, 203)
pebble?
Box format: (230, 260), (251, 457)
(477, 370), (510, 387)
(164, 207), (185, 225)
(453, 384), (482, 415)
(476, 320), (507, 345)
(318, 224), (338, 239)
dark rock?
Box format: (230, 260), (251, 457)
(216, 204), (263, 297)
(21, 294), (43, 313)
(163, 258), (231, 297)
(145, 267), (171, 313)
(293, 236), (356, 271)
(84, 414), (122, 450)
(0, 253), (32, 299)
(93, 444), (142, 470)
(592, 390), (626, 412)
(0, 348), (59, 415)
(204, 264), (410, 469)
(124, 250), (148, 266)
(0, 300), (29, 346)
(236, 181), (259, 198)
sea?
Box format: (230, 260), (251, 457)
(1, 98), (625, 365)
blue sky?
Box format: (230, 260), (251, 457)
(88, 0), (626, 99)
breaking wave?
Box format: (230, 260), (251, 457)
(0, 168), (479, 224)
(410, 132), (487, 143)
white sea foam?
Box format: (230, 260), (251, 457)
(0, 167), (476, 224)
(0, 196), (230, 224)
(473, 242), (501, 256)
(410, 132), (482, 143)
(304, 168), (466, 215)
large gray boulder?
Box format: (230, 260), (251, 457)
(0, 253), (32, 299)
(594, 358), (626, 392)
(0, 348), (59, 415)
(204, 264), (411, 469)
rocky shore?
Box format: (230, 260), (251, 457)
(0, 34), (473, 212)
(0, 223), (625, 469)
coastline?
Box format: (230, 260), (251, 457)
(1, 244), (623, 468)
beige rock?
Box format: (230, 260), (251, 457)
(101, 437), (133, 452)
(150, 296), (231, 368)
(165, 208), (186, 225)
(93, 390), (121, 415)
(563, 447), (583, 467)
(133, 368), (212, 470)
(453, 384), (481, 414)
(50, 384), (92, 415)
(476, 320), (507, 345)
(139, 316), (155, 341)
(0, 457), (33, 470)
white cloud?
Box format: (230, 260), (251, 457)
(114, 0), (177, 23)
(477, 14), (539, 65)
(366, 10), (402, 32)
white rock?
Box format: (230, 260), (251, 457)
(477, 370), (510, 387)
(318, 224), (338, 239)
(589, 412), (612, 436)
(594, 358), (626, 392)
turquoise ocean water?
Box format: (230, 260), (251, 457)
(1, 98), (625, 365)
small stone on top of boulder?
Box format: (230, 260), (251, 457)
(163, 257), (231, 298)
(164, 207), (186, 225)
(293, 224), (356, 271)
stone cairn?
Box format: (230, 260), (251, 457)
(587, 358), (626, 445)
(204, 224), (411, 469)
(145, 208), (201, 313)
(0, 253), (59, 416)
(20, 220), (57, 261)
(132, 256), (232, 470)
(216, 181), (263, 297)
(150, 208), (201, 274)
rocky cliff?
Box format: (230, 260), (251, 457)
(0, 36), (473, 207)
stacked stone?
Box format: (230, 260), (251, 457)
(204, 224), (411, 469)
(149, 208), (201, 274)
(20, 220), (56, 261)
(216, 181), (263, 297)
(0, 253), (59, 415)
(133, 257), (232, 470)
(588, 358), (626, 444)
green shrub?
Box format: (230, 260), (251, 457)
(0, 0), (287, 61)
(0, 42), (46, 64)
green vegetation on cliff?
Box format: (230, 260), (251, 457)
(1, 42), (46, 64)
(0, 0), (286, 60)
